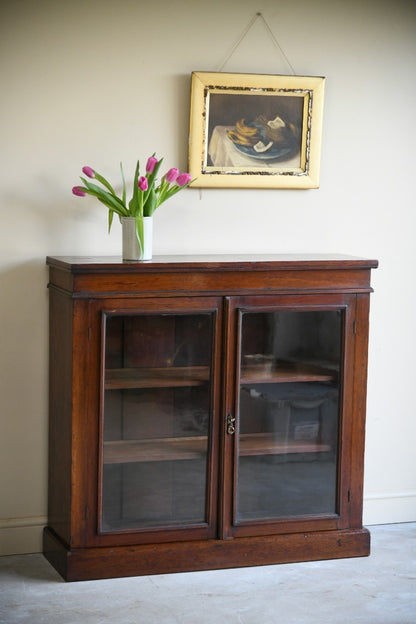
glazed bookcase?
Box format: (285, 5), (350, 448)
(44, 254), (377, 581)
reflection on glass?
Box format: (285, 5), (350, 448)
(101, 314), (212, 532)
(236, 311), (341, 522)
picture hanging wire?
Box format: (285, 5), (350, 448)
(217, 12), (296, 75)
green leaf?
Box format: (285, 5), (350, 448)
(120, 162), (126, 206)
(145, 157), (164, 201)
(144, 187), (157, 216)
(135, 215), (144, 258)
(82, 188), (125, 215)
(108, 208), (115, 233)
(129, 160), (141, 217)
(154, 178), (169, 208)
(80, 177), (128, 215)
(94, 172), (117, 195)
(154, 178), (195, 210)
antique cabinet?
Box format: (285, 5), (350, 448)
(44, 254), (377, 581)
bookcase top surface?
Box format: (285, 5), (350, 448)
(46, 254), (378, 273)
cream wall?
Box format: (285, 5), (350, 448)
(1, 0), (415, 555)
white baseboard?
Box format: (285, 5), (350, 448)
(0, 516), (46, 556)
(363, 492), (416, 526)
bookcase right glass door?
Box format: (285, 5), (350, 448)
(236, 309), (342, 523)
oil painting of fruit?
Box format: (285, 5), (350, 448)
(226, 114), (301, 161)
(188, 72), (325, 189)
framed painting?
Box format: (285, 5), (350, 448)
(188, 71), (325, 189)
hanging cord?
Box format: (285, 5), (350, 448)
(217, 12), (296, 75)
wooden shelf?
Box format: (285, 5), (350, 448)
(241, 361), (336, 384)
(105, 366), (210, 390)
(239, 433), (331, 456)
(103, 433), (331, 464)
(105, 362), (335, 390)
(104, 436), (207, 463)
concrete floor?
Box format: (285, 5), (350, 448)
(0, 523), (415, 624)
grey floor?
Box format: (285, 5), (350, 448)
(0, 523), (415, 624)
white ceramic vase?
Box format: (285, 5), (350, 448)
(121, 216), (153, 261)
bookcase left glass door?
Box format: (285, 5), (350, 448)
(97, 301), (222, 540)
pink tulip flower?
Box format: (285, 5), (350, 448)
(176, 172), (192, 187)
(165, 168), (179, 183)
(146, 157), (158, 174)
(72, 186), (86, 197)
(82, 166), (95, 178)
(138, 176), (148, 191)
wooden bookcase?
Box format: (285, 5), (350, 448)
(44, 254), (377, 581)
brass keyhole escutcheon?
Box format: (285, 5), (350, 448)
(226, 413), (236, 435)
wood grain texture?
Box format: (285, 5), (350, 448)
(43, 526), (370, 582)
(45, 254), (377, 580)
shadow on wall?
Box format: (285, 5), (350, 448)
(0, 258), (49, 404)
(0, 259), (50, 515)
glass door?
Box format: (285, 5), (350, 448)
(227, 297), (353, 537)
(98, 302), (220, 542)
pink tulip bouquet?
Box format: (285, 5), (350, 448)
(72, 156), (193, 253)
